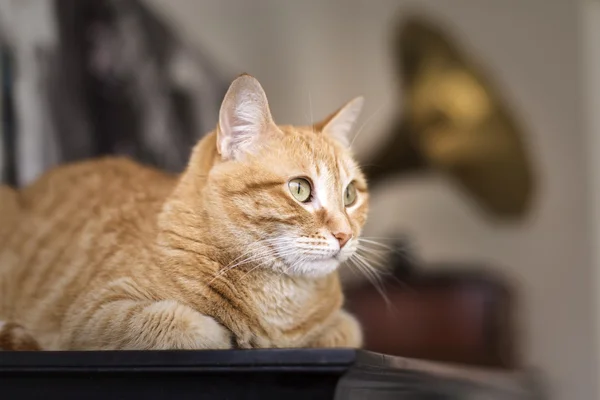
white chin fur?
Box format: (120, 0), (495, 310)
(284, 257), (341, 277)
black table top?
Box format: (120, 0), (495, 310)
(0, 349), (541, 399)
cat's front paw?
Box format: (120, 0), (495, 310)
(310, 311), (363, 348)
(185, 313), (233, 350)
(131, 300), (233, 350)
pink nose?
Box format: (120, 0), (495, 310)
(333, 232), (351, 248)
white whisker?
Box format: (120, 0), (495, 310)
(356, 248), (389, 265)
(239, 248), (299, 280)
(354, 253), (385, 281)
(309, 90), (314, 134)
(357, 238), (395, 250)
(209, 238), (295, 283)
(348, 255), (392, 308)
(355, 248), (413, 291)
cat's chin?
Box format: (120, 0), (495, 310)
(283, 257), (341, 278)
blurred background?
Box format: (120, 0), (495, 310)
(0, 0), (598, 398)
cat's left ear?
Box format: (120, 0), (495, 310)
(217, 74), (275, 160)
(314, 97), (364, 147)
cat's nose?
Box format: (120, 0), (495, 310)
(333, 231), (351, 248)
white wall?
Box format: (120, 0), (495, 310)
(583, 0), (600, 390)
(145, 0), (597, 398)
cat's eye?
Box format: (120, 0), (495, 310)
(344, 182), (357, 207)
(289, 178), (312, 203)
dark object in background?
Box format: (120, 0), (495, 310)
(0, 349), (539, 399)
(0, 47), (16, 184)
(363, 15), (535, 219)
(0, 0), (228, 186)
(346, 264), (517, 370)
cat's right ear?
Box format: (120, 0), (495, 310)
(217, 74), (274, 160)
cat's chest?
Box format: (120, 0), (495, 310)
(232, 278), (340, 348)
(254, 282), (312, 327)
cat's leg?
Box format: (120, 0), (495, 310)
(309, 310), (363, 348)
(65, 299), (232, 350)
(0, 321), (42, 350)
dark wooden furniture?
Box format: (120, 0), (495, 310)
(346, 264), (516, 369)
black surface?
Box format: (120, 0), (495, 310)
(0, 349), (537, 399)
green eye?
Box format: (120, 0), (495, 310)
(344, 182), (357, 206)
(289, 178), (312, 203)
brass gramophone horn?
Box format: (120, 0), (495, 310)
(364, 16), (535, 219)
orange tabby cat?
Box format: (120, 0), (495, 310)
(0, 74), (368, 350)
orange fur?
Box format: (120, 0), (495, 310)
(0, 75), (368, 350)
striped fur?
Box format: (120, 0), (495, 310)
(0, 75), (368, 350)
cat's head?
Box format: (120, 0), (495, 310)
(204, 74), (368, 277)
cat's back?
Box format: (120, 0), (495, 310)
(18, 156), (175, 213)
(1, 156), (176, 251)
(0, 157), (177, 324)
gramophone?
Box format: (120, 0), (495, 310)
(346, 14), (536, 369)
(364, 16), (534, 219)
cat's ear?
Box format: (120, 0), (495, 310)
(314, 97), (364, 147)
(217, 74), (274, 160)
